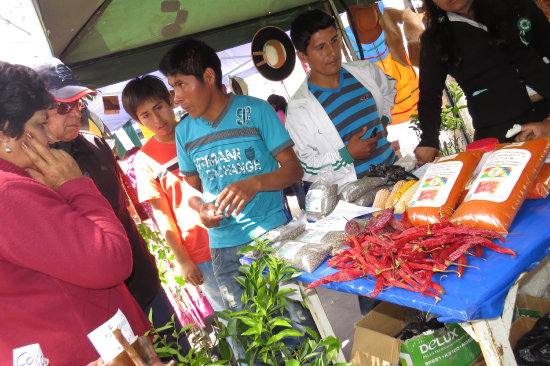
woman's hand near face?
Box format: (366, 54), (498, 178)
(22, 133), (82, 190)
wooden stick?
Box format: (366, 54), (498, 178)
(112, 329), (147, 366)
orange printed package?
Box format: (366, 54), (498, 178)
(451, 138), (550, 233)
(407, 150), (484, 226)
(527, 162), (550, 199)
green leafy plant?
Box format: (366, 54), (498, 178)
(213, 238), (353, 366)
(143, 235), (353, 365)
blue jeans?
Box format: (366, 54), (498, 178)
(211, 243), (248, 312)
(144, 288), (191, 354)
(196, 259), (225, 312)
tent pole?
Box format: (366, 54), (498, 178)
(280, 80), (291, 101)
(326, 0), (358, 62)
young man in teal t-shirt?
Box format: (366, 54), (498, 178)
(159, 39), (304, 312)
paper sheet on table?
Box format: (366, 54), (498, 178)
(87, 309), (135, 363)
(306, 200), (379, 231)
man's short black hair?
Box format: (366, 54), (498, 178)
(290, 9), (337, 54)
(0, 61), (52, 139)
(159, 39), (223, 90)
(122, 75), (171, 121)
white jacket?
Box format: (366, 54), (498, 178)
(286, 61), (397, 185)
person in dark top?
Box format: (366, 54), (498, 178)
(33, 58), (190, 353)
(415, 0), (550, 164)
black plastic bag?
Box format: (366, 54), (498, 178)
(514, 313), (550, 365)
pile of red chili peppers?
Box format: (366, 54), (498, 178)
(304, 209), (516, 300)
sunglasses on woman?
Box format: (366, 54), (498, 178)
(51, 99), (87, 115)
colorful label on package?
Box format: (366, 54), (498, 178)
(408, 161), (463, 208)
(305, 189), (322, 213)
(465, 149), (531, 203)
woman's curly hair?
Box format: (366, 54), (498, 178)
(0, 61), (52, 138)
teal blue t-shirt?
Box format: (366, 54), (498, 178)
(175, 94), (293, 248)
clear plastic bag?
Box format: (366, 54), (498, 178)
(271, 240), (332, 273)
(339, 176), (387, 202)
(296, 230), (348, 256)
(306, 172), (339, 221)
(243, 214), (307, 259)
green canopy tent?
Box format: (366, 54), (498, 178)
(31, 0), (369, 88)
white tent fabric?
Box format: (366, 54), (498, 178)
(88, 38), (306, 133)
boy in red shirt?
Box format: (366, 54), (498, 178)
(122, 75), (224, 311)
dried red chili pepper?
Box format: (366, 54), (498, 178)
(305, 268), (365, 290)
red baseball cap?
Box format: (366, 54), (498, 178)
(33, 57), (96, 102)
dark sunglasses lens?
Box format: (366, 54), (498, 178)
(57, 103), (72, 115)
(56, 100), (85, 115)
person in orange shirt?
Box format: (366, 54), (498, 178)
(122, 75), (224, 311)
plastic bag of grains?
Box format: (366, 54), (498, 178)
(271, 240), (332, 273)
(338, 176), (387, 202)
(243, 214), (307, 259)
(296, 230), (349, 256)
(305, 176), (338, 221)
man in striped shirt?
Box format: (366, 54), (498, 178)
(286, 9), (398, 187)
(287, 9), (398, 316)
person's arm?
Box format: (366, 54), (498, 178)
(515, 116), (550, 141)
(504, 0), (550, 101)
(286, 105), (355, 177)
(148, 196), (204, 286)
(2, 177), (132, 288)
(414, 34), (448, 163)
(369, 62), (398, 125)
(184, 175), (225, 228)
(215, 146), (303, 217)
(3, 136), (133, 288)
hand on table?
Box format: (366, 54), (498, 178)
(515, 119), (550, 142)
(23, 133), (82, 190)
(414, 146), (438, 165)
(346, 127), (379, 160)
(215, 177), (260, 218)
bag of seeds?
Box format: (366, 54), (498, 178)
(297, 230), (348, 256)
(272, 240), (332, 273)
(306, 173), (338, 221)
(339, 176), (387, 202)
(243, 214), (307, 259)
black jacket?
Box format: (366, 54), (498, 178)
(418, 0), (550, 147)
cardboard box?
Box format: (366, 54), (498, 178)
(465, 295), (550, 366)
(516, 294), (550, 318)
(351, 302), (481, 366)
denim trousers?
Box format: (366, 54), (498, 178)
(196, 259), (225, 312)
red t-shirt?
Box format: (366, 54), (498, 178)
(135, 137), (210, 264)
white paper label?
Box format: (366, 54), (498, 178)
(13, 344), (46, 366)
(278, 241), (307, 260)
(465, 149), (531, 203)
(87, 309), (135, 363)
(305, 200), (379, 231)
(408, 161), (463, 208)
(300, 230), (328, 243)
(305, 189), (323, 213)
